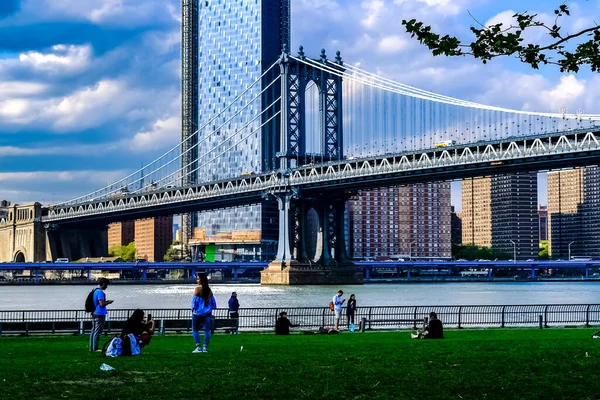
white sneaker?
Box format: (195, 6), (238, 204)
(202, 347), (208, 353)
(192, 347), (203, 353)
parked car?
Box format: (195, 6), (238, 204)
(55, 258), (70, 263)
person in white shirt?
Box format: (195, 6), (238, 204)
(332, 290), (345, 330)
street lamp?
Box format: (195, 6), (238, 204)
(568, 241), (575, 261)
(510, 240), (516, 264)
(409, 241), (417, 260)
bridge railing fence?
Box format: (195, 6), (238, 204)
(0, 304), (598, 336)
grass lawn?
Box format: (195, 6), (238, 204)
(0, 328), (599, 399)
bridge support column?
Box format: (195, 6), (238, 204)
(261, 193), (362, 285)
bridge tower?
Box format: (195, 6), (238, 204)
(0, 203), (46, 262)
(261, 47), (362, 285)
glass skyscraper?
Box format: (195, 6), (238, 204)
(183, 0), (290, 260)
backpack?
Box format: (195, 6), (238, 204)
(85, 288), (100, 313)
(329, 301), (335, 311)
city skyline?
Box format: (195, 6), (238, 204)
(1, 0), (599, 206)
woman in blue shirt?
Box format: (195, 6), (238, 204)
(191, 273), (217, 353)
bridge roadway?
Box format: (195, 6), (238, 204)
(44, 128), (600, 225)
(1, 261), (598, 281)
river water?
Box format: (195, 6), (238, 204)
(0, 282), (598, 310)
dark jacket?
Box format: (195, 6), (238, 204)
(228, 296), (240, 312)
(424, 318), (444, 339)
(275, 316), (298, 335)
(347, 299), (357, 315)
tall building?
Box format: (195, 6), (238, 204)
(547, 167), (600, 258)
(462, 177), (492, 247)
(135, 217), (174, 262)
(108, 221), (135, 249)
(107, 221), (135, 250)
(451, 207), (463, 244)
(462, 173), (538, 259)
(538, 206), (548, 241)
(183, 0), (290, 261)
(349, 183), (452, 259)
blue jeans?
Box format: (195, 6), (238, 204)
(192, 314), (212, 348)
(90, 316), (105, 351)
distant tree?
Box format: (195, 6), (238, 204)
(164, 241), (182, 262)
(453, 243), (511, 260)
(402, 1), (600, 72)
(538, 240), (549, 259)
(109, 242), (136, 262)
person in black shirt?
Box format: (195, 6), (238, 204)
(423, 311), (444, 339)
(346, 294), (357, 326)
(275, 311), (298, 335)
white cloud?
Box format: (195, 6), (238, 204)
(18, 44), (92, 72)
(132, 116), (181, 150)
(378, 35), (410, 53)
(0, 170), (129, 185)
(394, 0), (462, 16)
(541, 75), (586, 113)
(361, 0), (385, 29)
(0, 82), (47, 98)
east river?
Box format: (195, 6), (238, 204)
(0, 282), (598, 310)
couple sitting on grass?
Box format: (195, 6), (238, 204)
(411, 312), (444, 339)
(105, 309), (155, 357)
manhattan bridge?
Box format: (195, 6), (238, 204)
(37, 45), (600, 283)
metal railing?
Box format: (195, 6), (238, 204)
(0, 304), (598, 336)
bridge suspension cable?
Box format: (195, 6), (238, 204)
(131, 95), (282, 192)
(54, 60), (280, 207)
(290, 55), (600, 157)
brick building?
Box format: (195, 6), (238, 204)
(134, 217), (173, 262)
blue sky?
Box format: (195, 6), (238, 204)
(1, 0), (599, 208)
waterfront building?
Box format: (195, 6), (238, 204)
(107, 221), (135, 249)
(462, 173), (538, 259)
(451, 206), (463, 244)
(182, 0), (290, 261)
(134, 217), (173, 262)
(538, 206), (548, 242)
(547, 167), (600, 259)
(349, 183), (452, 259)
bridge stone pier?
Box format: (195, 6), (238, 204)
(0, 203), (46, 262)
(261, 193), (362, 285)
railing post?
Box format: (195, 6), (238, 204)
(322, 307), (326, 328)
(538, 315), (543, 329)
(0, 322), (2, 337)
(413, 307), (418, 329)
(360, 317), (366, 332)
(161, 320), (166, 335)
(501, 306), (505, 328)
(586, 305), (590, 327)
(544, 305), (548, 327)
(458, 306), (462, 329)
(368, 307), (373, 330)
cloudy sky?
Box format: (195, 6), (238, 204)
(1, 0), (599, 207)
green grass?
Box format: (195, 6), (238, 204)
(1, 329), (599, 399)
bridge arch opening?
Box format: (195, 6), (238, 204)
(14, 251), (25, 263)
(304, 81), (320, 163)
(305, 207), (321, 262)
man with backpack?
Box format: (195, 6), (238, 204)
(87, 278), (114, 352)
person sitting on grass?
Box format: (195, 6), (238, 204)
(411, 312), (444, 339)
(275, 311), (299, 335)
(120, 309), (155, 355)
